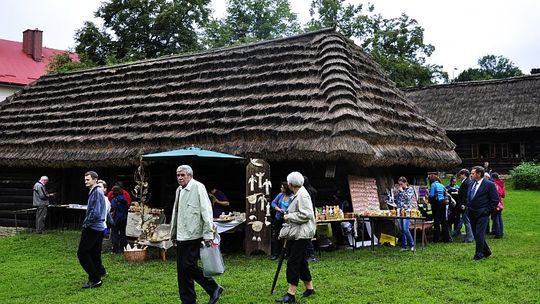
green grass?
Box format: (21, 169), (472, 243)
(1, 190), (539, 304)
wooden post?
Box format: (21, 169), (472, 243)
(245, 159), (272, 255)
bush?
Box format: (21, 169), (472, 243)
(511, 162), (540, 190)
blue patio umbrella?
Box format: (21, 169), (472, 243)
(142, 146), (244, 160)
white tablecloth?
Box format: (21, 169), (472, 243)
(214, 219), (245, 234)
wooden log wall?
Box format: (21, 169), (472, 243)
(448, 129), (540, 173)
(0, 169), (57, 227)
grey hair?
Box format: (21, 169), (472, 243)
(40, 176), (49, 182)
(177, 165), (193, 176)
(287, 171), (304, 187)
(84, 171), (99, 179)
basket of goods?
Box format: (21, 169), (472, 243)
(123, 244), (147, 262)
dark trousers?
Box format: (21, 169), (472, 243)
(111, 220), (127, 253)
(77, 227), (105, 283)
(468, 209), (492, 258)
(286, 239), (312, 286)
(271, 218), (284, 256)
(432, 199), (451, 242)
(492, 212), (504, 237)
(35, 206), (47, 233)
(176, 238), (218, 304)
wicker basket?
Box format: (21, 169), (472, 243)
(123, 249), (147, 262)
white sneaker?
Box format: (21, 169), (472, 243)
(410, 246), (416, 252)
(400, 248), (408, 251)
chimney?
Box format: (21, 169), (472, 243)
(22, 29), (43, 62)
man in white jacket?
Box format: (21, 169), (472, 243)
(170, 165), (223, 304)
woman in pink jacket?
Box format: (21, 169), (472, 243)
(491, 173), (505, 239)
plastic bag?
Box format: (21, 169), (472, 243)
(200, 234), (224, 277)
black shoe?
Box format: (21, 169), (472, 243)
(82, 280), (102, 288)
(275, 293), (295, 303)
(208, 285), (224, 304)
(484, 251), (492, 258)
(302, 289), (315, 298)
(306, 256), (317, 263)
(473, 255), (484, 260)
(270, 255), (278, 260)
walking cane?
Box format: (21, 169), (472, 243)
(270, 239), (288, 294)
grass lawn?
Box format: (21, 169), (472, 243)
(1, 189), (539, 304)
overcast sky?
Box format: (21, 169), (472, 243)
(2, 0), (539, 78)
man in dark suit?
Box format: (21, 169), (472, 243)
(453, 169), (474, 242)
(467, 166), (500, 260)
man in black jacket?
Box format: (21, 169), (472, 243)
(453, 169), (474, 242)
(467, 166), (499, 260)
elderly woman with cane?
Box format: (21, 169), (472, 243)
(275, 172), (317, 303)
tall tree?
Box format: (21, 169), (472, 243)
(203, 0), (300, 48)
(455, 55), (523, 82)
(72, 0), (211, 68)
(306, 0), (447, 87)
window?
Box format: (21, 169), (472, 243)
(471, 144), (478, 159)
(501, 144), (509, 158)
(511, 143), (524, 158)
(477, 144), (495, 158)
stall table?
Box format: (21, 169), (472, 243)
(315, 218), (357, 251)
(13, 208), (37, 233)
(356, 215), (428, 252)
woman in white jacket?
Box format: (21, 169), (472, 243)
(276, 172), (316, 303)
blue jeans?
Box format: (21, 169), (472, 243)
(398, 219), (414, 248)
(455, 211), (474, 241)
(492, 212), (504, 237)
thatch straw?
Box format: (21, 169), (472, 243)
(0, 29), (460, 168)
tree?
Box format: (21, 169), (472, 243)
(455, 55), (523, 82)
(203, 0), (300, 48)
(306, 0), (447, 87)
(46, 52), (93, 74)
(74, 0), (211, 66)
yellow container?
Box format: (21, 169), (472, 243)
(379, 233), (396, 246)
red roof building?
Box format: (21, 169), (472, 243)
(0, 29), (78, 101)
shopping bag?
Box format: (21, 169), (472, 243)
(200, 234), (225, 277)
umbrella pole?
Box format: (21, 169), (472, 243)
(270, 239), (288, 294)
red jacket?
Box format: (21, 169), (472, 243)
(107, 189), (132, 208)
(494, 179), (505, 212)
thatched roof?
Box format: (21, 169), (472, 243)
(405, 74), (540, 133)
(0, 29), (459, 168)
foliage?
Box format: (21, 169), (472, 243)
(46, 52), (94, 74)
(74, 0), (211, 65)
(1, 189), (539, 303)
(306, 0), (447, 87)
(455, 54), (523, 82)
(203, 0), (300, 48)
(511, 162), (540, 190)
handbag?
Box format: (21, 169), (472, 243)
(278, 223), (301, 240)
(278, 195), (300, 240)
(200, 234), (225, 277)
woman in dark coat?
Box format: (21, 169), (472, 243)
(110, 186), (128, 253)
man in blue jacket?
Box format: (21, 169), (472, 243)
(467, 166), (499, 260)
(77, 171), (107, 288)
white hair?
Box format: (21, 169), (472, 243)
(287, 171), (304, 187)
(40, 176), (49, 182)
(177, 165), (193, 176)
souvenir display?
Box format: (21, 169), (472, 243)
(245, 158), (271, 255)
